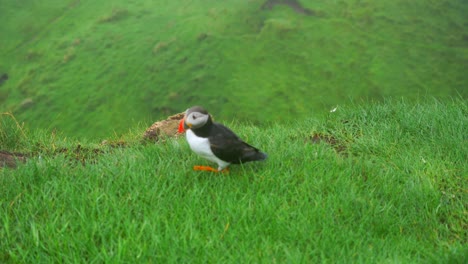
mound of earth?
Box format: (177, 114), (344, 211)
(143, 112), (185, 141)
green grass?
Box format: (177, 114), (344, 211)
(1, 100), (466, 262)
(0, 0), (467, 138)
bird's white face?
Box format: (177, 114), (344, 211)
(185, 110), (209, 129)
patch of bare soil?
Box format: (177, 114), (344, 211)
(261, 0), (318, 16)
(308, 133), (348, 154)
(1, 113), (186, 169)
(0, 151), (27, 168)
(0, 73), (8, 86)
(54, 144), (106, 165)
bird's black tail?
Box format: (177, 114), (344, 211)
(240, 147), (268, 163)
(254, 151), (268, 161)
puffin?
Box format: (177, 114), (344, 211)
(178, 106), (267, 172)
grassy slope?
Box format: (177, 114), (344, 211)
(0, 0), (467, 138)
(1, 100), (466, 263)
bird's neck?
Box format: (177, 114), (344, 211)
(191, 116), (213, 138)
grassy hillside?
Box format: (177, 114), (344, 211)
(1, 0), (467, 138)
(1, 100), (466, 262)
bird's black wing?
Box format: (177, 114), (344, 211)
(209, 123), (267, 164)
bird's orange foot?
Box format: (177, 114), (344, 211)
(193, 165), (218, 172)
(193, 166), (229, 173)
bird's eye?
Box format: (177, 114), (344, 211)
(192, 115), (197, 120)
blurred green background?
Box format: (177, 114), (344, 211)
(1, 0), (467, 139)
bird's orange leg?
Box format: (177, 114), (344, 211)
(193, 166), (229, 173)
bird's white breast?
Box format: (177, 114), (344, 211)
(186, 130), (230, 169)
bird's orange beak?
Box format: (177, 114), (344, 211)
(178, 118), (185, 133)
